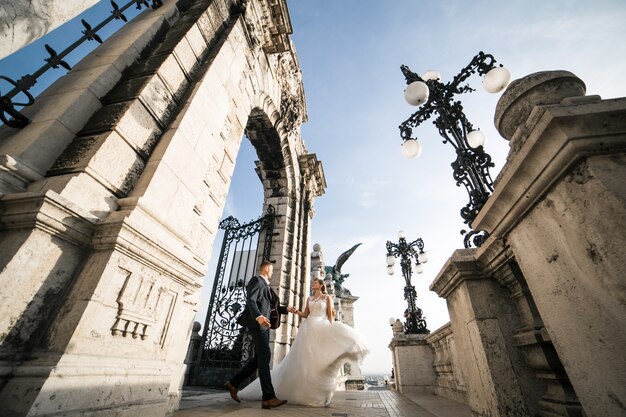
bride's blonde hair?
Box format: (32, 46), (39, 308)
(314, 278), (328, 294)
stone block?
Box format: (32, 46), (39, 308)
(21, 88), (101, 135)
(139, 75), (178, 126)
(50, 130), (146, 196)
(0, 120), (74, 177)
(161, 131), (207, 196)
(38, 64), (124, 100)
(195, 10), (219, 40)
(157, 55), (190, 100)
(115, 101), (163, 158)
(185, 23), (208, 59)
(173, 38), (200, 76)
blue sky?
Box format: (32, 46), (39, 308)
(2, 0), (626, 376)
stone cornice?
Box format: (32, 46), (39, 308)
(258, 0), (292, 54)
(0, 190), (97, 246)
(93, 200), (205, 290)
(388, 333), (430, 349)
(474, 235), (513, 277)
(298, 153), (326, 197)
(473, 97), (626, 239)
(429, 248), (484, 298)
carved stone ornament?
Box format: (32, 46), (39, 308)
(275, 52), (305, 135)
(111, 268), (163, 340)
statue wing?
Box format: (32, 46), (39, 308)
(333, 243), (362, 275)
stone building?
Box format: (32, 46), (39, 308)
(389, 71), (626, 416)
(0, 1), (324, 416)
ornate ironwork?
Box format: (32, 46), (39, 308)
(197, 205), (276, 371)
(0, 0), (163, 128)
(386, 235), (429, 334)
(399, 52), (503, 248)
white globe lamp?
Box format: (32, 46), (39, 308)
(467, 130), (486, 148)
(483, 67), (511, 93)
(417, 252), (428, 264)
(404, 81), (429, 106)
(421, 70), (441, 82)
(401, 139), (422, 159)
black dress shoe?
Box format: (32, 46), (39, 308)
(261, 397), (287, 409)
(224, 381), (240, 403)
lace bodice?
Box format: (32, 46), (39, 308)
(308, 295), (329, 317)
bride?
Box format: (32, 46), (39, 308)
(238, 278), (368, 407)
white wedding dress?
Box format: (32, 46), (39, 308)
(238, 295), (368, 407)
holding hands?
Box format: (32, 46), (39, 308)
(256, 316), (271, 328)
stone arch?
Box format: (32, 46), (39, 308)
(0, 0), (325, 415)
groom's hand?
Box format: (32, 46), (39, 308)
(287, 306), (298, 314)
(257, 316), (271, 328)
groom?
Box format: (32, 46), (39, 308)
(225, 259), (294, 409)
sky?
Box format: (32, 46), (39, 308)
(2, 0), (626, 377)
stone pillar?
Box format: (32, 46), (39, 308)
(336, 291), (364, 391)
(426, 323), (467, 403)
(0, 0), (101, 59)
(388, 319), (435, 395)
(184, 321), (202, 385)
(473, 70), (626, 417)
(430, 249), (534, 417)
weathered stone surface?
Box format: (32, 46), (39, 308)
(0, 1), (324, 415)
(430, 250), (538, 417)
(0, 0), (100, 59)
(507, 154), (626, 417)
(426, 323), (467, 404)
(389, 328), (436, 395)
(429, 72), (626, 417)
(495, 70), (586, 141)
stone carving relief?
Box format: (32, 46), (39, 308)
(273, 52), (306, 136)
(111, 267), (166, 341)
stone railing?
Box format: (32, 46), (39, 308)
(426, 323), (467, 404)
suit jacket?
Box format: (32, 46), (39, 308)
(237, 275), (287, 330)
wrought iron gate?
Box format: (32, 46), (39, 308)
(191, 205), (276, 386)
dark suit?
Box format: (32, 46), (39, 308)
(230, 275), (287, 400)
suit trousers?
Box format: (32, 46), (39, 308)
(229, 326), (275, 401)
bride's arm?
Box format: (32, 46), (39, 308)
(294, 298), (310, 319)
(326, 295), (335, 323)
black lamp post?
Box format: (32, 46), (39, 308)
(386, 231), (429, 334)
(398, 52), (510, 248)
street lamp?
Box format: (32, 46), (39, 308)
(386, 231), (429, 334)
(398, 52), (511, 248)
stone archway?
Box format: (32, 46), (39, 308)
(0, 1), (324, 415)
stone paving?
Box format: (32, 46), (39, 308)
(175, 387), (472, 417)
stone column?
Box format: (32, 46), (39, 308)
(0, 0), (101, 59)
(430, 249), (534, 417)
(473, 237), (584, 416)
(473, 70), (626, 417)
(426, 323), (467, 403)
(388, 320), (435, 395)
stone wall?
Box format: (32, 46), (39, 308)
(0, 0), (324, 415)
(425, 323), (467, 404)
(429, 71), (626, 416)
(388, 320), (436, 395)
